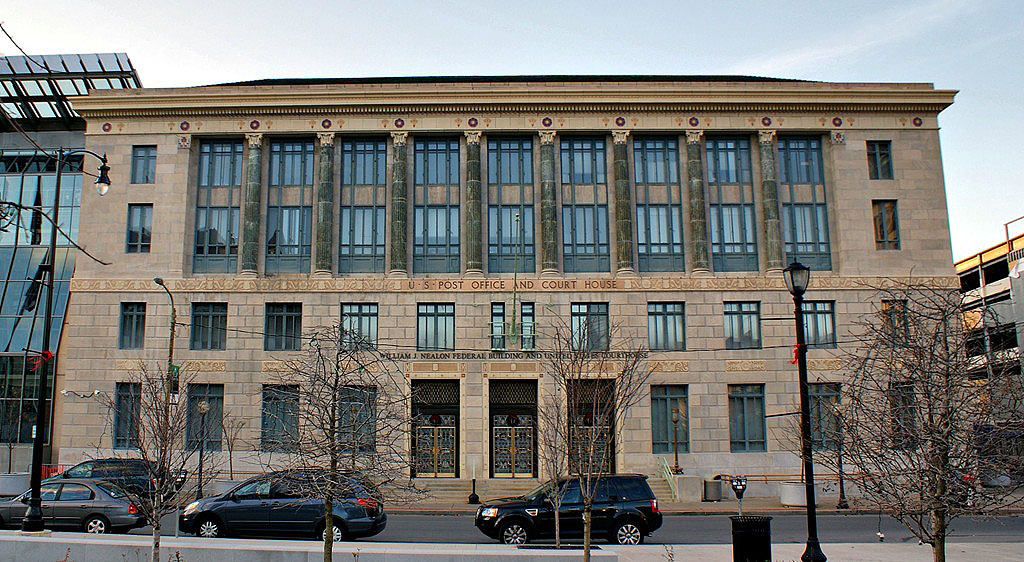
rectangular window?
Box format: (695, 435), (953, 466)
(113, 382), (140, 449)
(339, 385), (377, 453)
(130, 145), (156, 184)
(339, 140), (387, 273)
(724, 302), (761, 349)
(634, 138), (684, 272)
(570, 303), (609, 351)
(194, 141), (242, 273)
(193, 206), (240, 272)
(802, 301), (836, 348)
(261, 384), (298, 452)
(651, 384), (688, 454)
(561, 138), (610, 272)
(487, 138), (535, 273)
(889, 383), (917, 449)
(340, 303), (378, 348)
(779, 137), (831, 270)
(490, 302), (505, 350)
(882, 299), (908, 345)
(265, 303), (302, 351)
(417, 303), (455, 351)
(872, 200), (900, 250)
(190, 302), (227, 350)
(521, 301), (536, 350)
(266, 206), (312, 272)
(729, 384), (766, 452)
(125, 204), (152, 253)
(707, 137), (757, 271)
(809, 382), (840, 451)
(866, 141), (893, 180)
(186, 383), (223, 451)
(118, 302), (146, 350)
(648, 302), (685, 351)
(414, 139), (460, 273)
(266, 140), (314, 274)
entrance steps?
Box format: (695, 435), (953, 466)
(413, 478), (541, 503)
(648, 477), (674, 500)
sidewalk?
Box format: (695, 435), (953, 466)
(389, 496), (884, 515)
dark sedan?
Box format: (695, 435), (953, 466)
(0, 479), (145, 533)
(180, 472), (386, 541)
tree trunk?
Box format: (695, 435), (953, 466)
(554, 505), (561, 548)
(323, 497), (333, 562)
(930, 507), (947, 562)
(151, 520), (160, 562)
(582, 505), (592, 562)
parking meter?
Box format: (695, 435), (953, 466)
(730, 476), (748, 515)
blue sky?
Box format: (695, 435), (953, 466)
(5, 0), (1022, 259)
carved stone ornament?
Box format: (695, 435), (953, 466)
(829, 131), (846, 145)
(538, 130), (557, 145)
(464, 130), (482, 144)
(317, 132), (336, 146)
(684, 130), (704, 144)
(245, 133), (263, 147)
(611, 129), (631, 144)
(808, 359), (844, 371)
(390, 131), (409, 146)
(758, 129), (777, 144)
(651, 361), (689, 372)
(725, 359), (767, 372)
(177, 135), (192, 149)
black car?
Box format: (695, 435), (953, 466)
(0, 479), (146, 533)
(475, 474), (662, 545)
(49, 458), (186, 497)
(180, 471), (386, 541)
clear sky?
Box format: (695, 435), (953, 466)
(4, 0), (1022, 260)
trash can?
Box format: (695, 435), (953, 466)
(730, 515), (772, 562)
(703, 475), (722, 502)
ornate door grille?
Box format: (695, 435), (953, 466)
(492, 414), (535, 478)
(413, 414), (457, 477)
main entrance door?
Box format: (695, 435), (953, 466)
(412, 380), (459, 478)
(489, 380), (537, 478)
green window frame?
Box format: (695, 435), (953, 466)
(651, 385), (689, 454)
(729, 384), (766, 452)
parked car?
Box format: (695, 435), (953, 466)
(475, 474), (662, 545)
(47, 458), (186, 497)
(180, 471), (387, 541)
(0, 479), (145, 533)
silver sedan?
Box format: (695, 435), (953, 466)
(0, 478), (146, 533)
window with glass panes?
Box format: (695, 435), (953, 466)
(130, 145), (156, 184)
(265, 303), (302, 351)
(561, 139), (609, 272)
(417, 303), (455, 351)
(707, 137), (757, 271)
(266, 140), (313, 273)
(634, 138), (684, 272)
(724, 302), (761, 349)
(339, 140), (387, 273)
(339, 385), (377, 453)
(490, 302), (506, 349)
(648, 302), (685, 351)
(113, 382), (140, 449)
(521, 301), (536, 350)
(261, 384), (298, 451)
(866, 141), (893, 180)
(882, 299), (909, 345)
(118, 302), (146, 349)
(651, 385), (689, 454)
(414, 139), (460, 273)
(889, 382), (917, 449)
(125, 203), (152, 253)
(487, 138), (535, 273)
(729, 384), (766, 452)
(194, 141), (242, 273)
(809, 382), (840, 450)
(779, 137), (831, 269)
(340, 303), (378, 348)
(570, 303), (609, 351)
(872, 200), (900, 250)
(186, 383), (223, 451)
(190, 302), (227, 350)
(802, 301), (836, 348)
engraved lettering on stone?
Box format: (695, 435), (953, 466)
(725, 360), (767, 372)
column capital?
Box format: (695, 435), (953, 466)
(758, 129), (777, 144)
(317, 132), (336, 146)
(685, 130), (704, 144)
(390, 131), (409, 146)
(538, 130), (557, 145)
(245, 133), (263, 147)
(612, 130), (631, 144)
(464, 130), (482, 144)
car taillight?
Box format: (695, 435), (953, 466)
(357, 498), (379, 510)
(128, 504), (138, 515)
(650, 499), (659, 513)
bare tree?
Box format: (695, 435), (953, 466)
(825, 280), (1024, 562)
(219, 409), (247, 481)
(536, 374), (570, 547)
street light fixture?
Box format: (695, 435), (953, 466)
(671, 408), (681, 473)
(196, 400), (209, 500)
(782, 261), (827, 562)
(152, 277), (178, 396)
(22, 148), (111, 533)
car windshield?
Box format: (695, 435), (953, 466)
(523, 481), (555, 500)
(96, 482), (128, 498)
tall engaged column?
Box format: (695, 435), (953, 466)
(388, 131), (409, 276)
(240, 133), (263, 277)
(539, 130), (559, 275)
(759, 129), (785, 272)
(464, 131), (483, 276)
(612, 130), (635, 275)
(685, 130), (710, 274)
(314, 132), (335, 276)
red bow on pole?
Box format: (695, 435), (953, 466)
(790, 343), (804, 365)
(28, 351), (54, 372)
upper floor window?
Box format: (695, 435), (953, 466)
(521, 301), (536, 351)
(872, 200), (900, 250)
(265, 303), (302, 351)
(125, 204), (152, 253)
(866, 141), (893, 180)
(570, 302), (609, 351)
(561, 139), (609, 273)
(648, 302), (685, 351)
(802, 301), (836, 348)
(707, 137), (757, 271)
(779, 137), (831, 270)
(417, 303), (455, 351)
(339, 140), (387, 273)
(194, 141), (242, 273)
(881, 299), (908, 345)
(198, 141), (243, 188)
(130, 146), (156, 184)
(340, 303), (378, 348)
(266, 141), (313, 274)
(414, 139), (460, 274)
(487, 138), (535, 273)
(490, 302), (506, 350)
(118, 302), (146, 350)
(724, 301), (761, 349)
(634, 138), (684, 272)
(190, 302), (227, 350)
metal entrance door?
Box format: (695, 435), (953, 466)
(492, 414), (535, 478)
(414, 414), (457, 477)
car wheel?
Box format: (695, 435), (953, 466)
(320, 522), (348, 542)
(84, 515), (110, 534)
(612, 520), (644, 545)
(499, 521), (529, 545)
(196, 517), (223, 538)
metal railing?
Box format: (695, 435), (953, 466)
(657, 457), (679, 500)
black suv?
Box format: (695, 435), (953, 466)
(49, 458), (186, 497)
(475, 474), (662, 545)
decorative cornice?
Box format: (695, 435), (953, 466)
(245, 133), (262, 147)
(390, 131), (408, 145)
(758, 129), (777, 143)
(317, 132), (335, 146)
(611, 129), (630, 144)
(685, 130), (704, 144)
(538, 130), (557, 144)
(464, 130), (482, 144)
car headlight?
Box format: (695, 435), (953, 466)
(183, 501), (199, 516)
(480, 507), (498, 518)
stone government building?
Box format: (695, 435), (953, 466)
(54, 76), (957, 498)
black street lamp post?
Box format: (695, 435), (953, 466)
(22, 148), (110, 533)
(671, 408), (681, 473)
(196, 400), (209, 501)
(783, 261), (827, 562)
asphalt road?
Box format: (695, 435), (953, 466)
(133, 512), (1024, 544)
